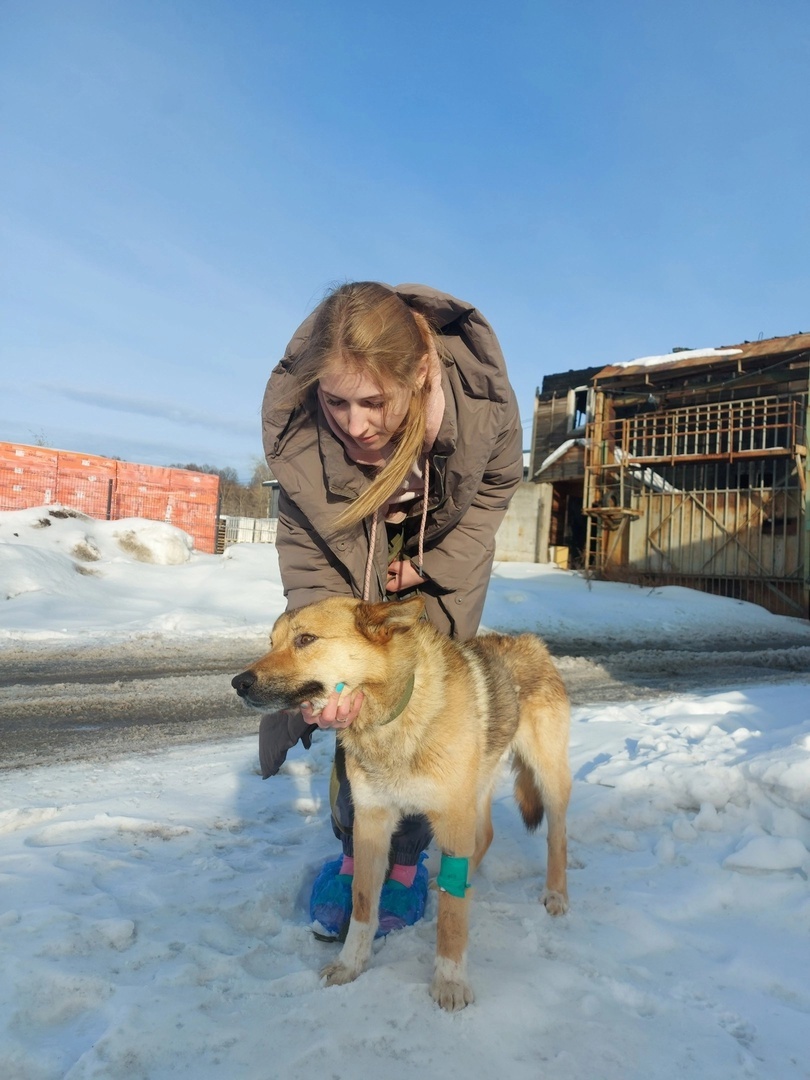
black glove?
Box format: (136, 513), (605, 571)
(258, 709), (318, 779)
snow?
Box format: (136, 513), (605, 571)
(1, 506), (809, 1080)
(0, 507), (282, 644)
(614, 447), (679, 493)
(535, 437), (587, 477)
(613, 347), (745, 369)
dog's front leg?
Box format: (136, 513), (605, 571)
(430, 813), (477, 1011)
(432, 888), (474, 1011)
(321, 806), (395, 988)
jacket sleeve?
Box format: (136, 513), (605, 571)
(421, 394), (524, 595)
(258, 710), (318, 778)
(275, 488), (355, 610)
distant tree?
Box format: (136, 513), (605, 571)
(250, 459), (272, 486)
(217, 467), (247, 515)
(244, 458), (274, 516)
(169, 462), (220, 475)
(166, 460), (275, 517)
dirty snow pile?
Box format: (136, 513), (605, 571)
(1, 507), (809, 1080)
(0, 506), (283, 645)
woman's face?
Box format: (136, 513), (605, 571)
(318, 368), (412, 453)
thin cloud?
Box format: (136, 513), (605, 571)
(46, 384), (256, 436)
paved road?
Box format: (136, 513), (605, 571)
(2, 633), (809, 771)
(0, 640), (264, 771)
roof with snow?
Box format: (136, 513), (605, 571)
(596, 332), (810, 382)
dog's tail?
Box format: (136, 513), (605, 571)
(512, 752), (545, 831)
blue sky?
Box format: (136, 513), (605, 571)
(2, 0), (808, 480)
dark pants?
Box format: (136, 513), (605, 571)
(330, 742), (433, 866)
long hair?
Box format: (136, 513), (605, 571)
(289, 282), (438, 531)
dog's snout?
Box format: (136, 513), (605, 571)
(232, 670), (258, 698)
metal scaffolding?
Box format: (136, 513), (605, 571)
(584, 392), (808, 616)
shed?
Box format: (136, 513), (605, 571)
(530, 335), (809, 617)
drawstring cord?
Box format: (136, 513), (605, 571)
(360, 454), (430, 602)
(363, 510), (379, 602)
(416, 455), (429, 577)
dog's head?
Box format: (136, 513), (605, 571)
(231, 594), (425, 713)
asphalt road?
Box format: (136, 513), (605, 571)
(2, 631), (809, 771)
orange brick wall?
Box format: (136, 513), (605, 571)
(0, 443), (221, 553)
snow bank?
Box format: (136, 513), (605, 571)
(1, 506), (809, 1078)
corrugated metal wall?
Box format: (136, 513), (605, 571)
(0, 443), (220, 553)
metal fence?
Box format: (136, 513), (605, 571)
(217, 516), (278, 551)
(621, 394), (806, 462)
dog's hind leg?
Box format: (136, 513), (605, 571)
(540, 775), (570, 915)
(321, 805), (397, 988)
(513, 726), (571, 916)
(497, 632), (572, 915)
(471, 787), (495, 874)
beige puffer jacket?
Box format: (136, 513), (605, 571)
(261, 284), (523, 641)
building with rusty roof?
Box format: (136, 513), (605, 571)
(529, 333), (809, 618)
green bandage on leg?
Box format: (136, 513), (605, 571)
(437, 854), (470, 898)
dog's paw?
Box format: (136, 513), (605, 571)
(321, 960), (362, 987)
(542, 888), (569, 916)
(430, 974), (475, 1012)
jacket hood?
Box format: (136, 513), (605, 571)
(269, 283), (510, 414)
(392, 284), (510, 404)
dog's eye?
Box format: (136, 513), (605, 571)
(294, 633), (317, 648)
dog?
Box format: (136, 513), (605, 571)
(232, 595), (571, 1011)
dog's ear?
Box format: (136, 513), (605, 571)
(355, 596), (426, 643)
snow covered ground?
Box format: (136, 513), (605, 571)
(1, 507), (809, 1080)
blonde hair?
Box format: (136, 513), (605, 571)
(291, 282), (438, 531)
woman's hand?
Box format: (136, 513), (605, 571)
(386, 559), (426, 593)
(301, 685), (365, 730)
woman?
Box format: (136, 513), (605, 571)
(259, 281), (523, 939)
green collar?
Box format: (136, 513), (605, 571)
(379, 674), (415, 727)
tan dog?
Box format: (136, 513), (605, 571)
(232, 595), (571, 1011)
